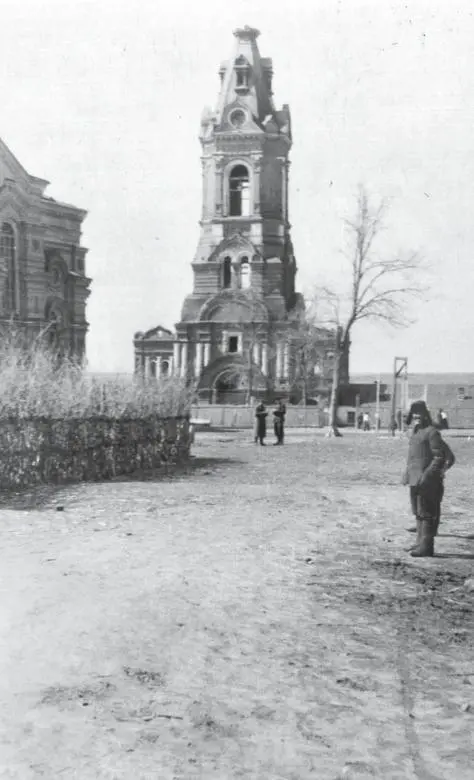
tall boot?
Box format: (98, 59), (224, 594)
(433, 506), (441, 537)
(410, 520), (434, 557)
(405, 518), (422, 551)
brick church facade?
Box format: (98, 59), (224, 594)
(134, 26), (347, 403)
(0, 138), (90, 359)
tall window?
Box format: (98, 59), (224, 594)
(0, 223), (17, 312)
(229, 165), (250, 216)
(240, 257), (250, 289)
(223, 256), (232, 288)
(228, 336), (239, 353)
(234, 57), (250, 92)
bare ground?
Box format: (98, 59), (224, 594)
(0, 430), (473, 780)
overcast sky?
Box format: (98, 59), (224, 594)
(2, 0), (473, 375)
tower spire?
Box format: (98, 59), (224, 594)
(210, 24), (277, 128)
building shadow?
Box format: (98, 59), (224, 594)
(0, 455), (243, 512)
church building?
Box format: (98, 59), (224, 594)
(0, 138), (90, 359)
(134, 26), (347, 403)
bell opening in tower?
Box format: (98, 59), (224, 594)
(229, 165), (250, 216)
(223, 257), (232, 288)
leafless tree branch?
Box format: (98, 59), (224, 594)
(318, 184), (428, 435)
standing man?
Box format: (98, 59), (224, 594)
(403, 400), (451, 557)
(273, 399), (286, 445)
(254, 401), (268, 446)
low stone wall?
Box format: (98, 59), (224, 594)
(191, 405), (323, 428)
(0, 415), (191, 491)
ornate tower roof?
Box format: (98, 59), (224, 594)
(201, 26), (291, 140)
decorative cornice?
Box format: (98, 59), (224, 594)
(40, 198), (87, 220)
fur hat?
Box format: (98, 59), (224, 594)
(406, 400), (432, 426)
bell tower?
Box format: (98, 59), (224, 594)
(134, 26), (348, 404)
(139, 27), (309, 402)
(180, 25), (296, 322)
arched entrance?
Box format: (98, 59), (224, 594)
(213, 366), (248, 405)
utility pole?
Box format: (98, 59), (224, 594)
(390, 356), (408, 436)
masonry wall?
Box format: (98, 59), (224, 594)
(192, 404), (323, 428)
(0, 415), (191, 491)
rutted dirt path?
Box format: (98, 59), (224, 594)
(0, 430), (473, 779)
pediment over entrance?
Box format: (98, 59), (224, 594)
(198, 290), (268, 323)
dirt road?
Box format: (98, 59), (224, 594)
(1, 430), (473, 779)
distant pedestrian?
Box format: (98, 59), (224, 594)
(254, 402), (268, 445)
(273, 399), (286, 445)
(362, 412), (370, 431)
(396, 409), (403, 431)
(402, 400), (453, 557)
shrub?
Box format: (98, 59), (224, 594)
(0, 329), (194, 419)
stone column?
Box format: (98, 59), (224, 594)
(156, 356), (162, 379)
(214, 155), (225, 216)
(144, 356), (150, 378)
(195, 342), (203, 378)
(180, 342), (188, 378)
(203, 342), (210, 367)
(276, 342), (282, 379)
(251, 154), (262, 215)
(283, 343), (289, 379)
(261, 343), (268, 375)
(277, 155), (288, 222)
(252, 342), (260, 366)
(221, 330), (227, 354)
(173, 342), (180, 376)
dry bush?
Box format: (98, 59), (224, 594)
(0, 330), (194, 419)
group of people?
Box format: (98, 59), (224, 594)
(253, 396), (456, 559)
(403, 400), (455, 557)
(252, 394), (455, 557)
(254, 400), (286, 446)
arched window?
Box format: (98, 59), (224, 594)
(223, 256), (232, 288)
(0, 223), (17, 312)
(229, 165), (250, 216)
(234, 56), (250, 92)
(240, 257), (251, 289)
(161, 360), (170, 377)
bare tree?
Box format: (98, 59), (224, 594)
(319, 185), (425, 436)
(289, 297), (332, 406)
